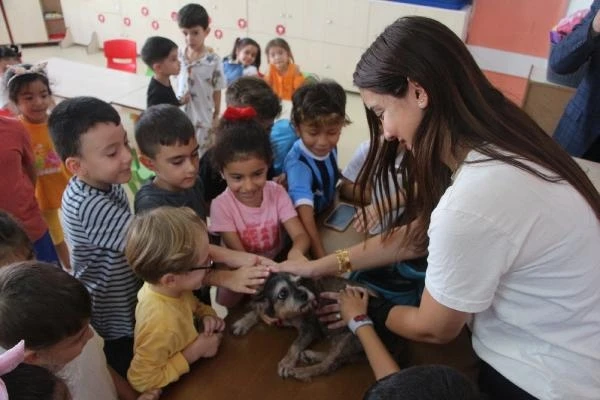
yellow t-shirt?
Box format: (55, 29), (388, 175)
(19, 117), (70, 211)
(127, 283), (217, 392)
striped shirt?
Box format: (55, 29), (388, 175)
(61, 178), (141, 340)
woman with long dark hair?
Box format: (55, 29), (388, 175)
(280, 17), (600, 399)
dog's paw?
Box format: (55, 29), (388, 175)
(299, 350), (326, 365)
(231, 319), (251, 336)
(277, 356), (298, 378)
(285, 367), (314, 382)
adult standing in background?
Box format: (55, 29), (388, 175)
(550, 0), (600, 161)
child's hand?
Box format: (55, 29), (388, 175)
(137, 388), (162, 400)
(202, 315), (225, 335)
(273, 173), (287, 188)
(339, 286), (369, 324)
(179, 92), (191, 105)
(353, 204), (379, 233)
(227, 265), (270, 294)
(182, 332), (223, 363)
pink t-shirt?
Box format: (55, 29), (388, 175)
(210, 181), (297, 259)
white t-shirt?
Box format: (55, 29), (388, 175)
(425, 150), (600, 399)
(57, 327), (118, 400)
(342, 140), (404, 234)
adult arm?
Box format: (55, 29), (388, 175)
(549, 1), (600, 73)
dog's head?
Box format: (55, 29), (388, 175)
(251, 273), (317, 321)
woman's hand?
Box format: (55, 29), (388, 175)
(339, 286), (369, 324)
(316, 291), (346, 330)
(277, 258), (316, 277)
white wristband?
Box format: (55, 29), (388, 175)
(347, 314), (373, 335)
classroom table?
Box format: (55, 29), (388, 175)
(44, 57), (148, 103)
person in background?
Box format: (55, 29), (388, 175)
(6, 63), (71, 269)
(176, 3), (226, 154)
(550, 0), (600, 161)
(141, 36), (190, 108)
(0, 44), (20, 113)
(0, 115), (58, 264)
(0, 210), (34, 265)
(264, 38), (305, 100)
(284, 80), (351, 259)
(223, 37), (261, 86)
(281, 17), (600, 399)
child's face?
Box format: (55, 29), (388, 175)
(69, 122), (132, 191)
(156, 48), (181, 76)
(181, 25), (210, 52)
(34, 323), (93, 372)
(0, 57), (18, 75)
(237, 44), (258, 67)
(174, 236), (211, 291)
(267, 46), (290, 71)
(222, 156), (269, 207)
(15, 79), (51, 124)
(144, 138), (200, 191)
(297, 121), (344, 157)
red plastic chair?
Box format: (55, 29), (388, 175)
(103, 39), (137, 73)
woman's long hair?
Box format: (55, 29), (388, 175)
(353, 16), (600, 250)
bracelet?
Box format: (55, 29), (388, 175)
(335, 249), (352, 275)
(347, 314), (373, 335)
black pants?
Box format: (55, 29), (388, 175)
(478, 360), (539, 400)
(104, 336), (134, 378)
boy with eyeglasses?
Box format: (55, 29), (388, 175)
(125, 206), (225, 392)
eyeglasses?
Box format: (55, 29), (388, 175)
(187, 259), (215, 272)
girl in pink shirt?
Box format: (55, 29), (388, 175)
(209, 106), (309, 306)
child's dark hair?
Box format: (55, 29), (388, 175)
(178, 3), (209, 30)
(0, 261), (91, 350)
(141, 36), (178, 68)
(135, 104), (195, 158)
(230, 37), (261, 70)
(212, 112), (273, 171)
(226, 77), (281, 122)
(3, 363), (66, 400)
(0, 211), (33, 265)
(4, 63), (51, 103)
(363, 365), (482, 400)
(0, 45), (21, 61)
(291, 79), (351, 128)
(265, 38), (294, 62)
(48, 96), (121, 162)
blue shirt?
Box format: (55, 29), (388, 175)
(270, 119), (297, 176)
(284, 140), (339, 214)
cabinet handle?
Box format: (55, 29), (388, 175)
(326, 19), (332, 24)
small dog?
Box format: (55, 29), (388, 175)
(231, 272), (367, 381)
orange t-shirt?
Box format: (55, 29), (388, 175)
(19, 117), (70, 211)
(265, 63), (305, 101)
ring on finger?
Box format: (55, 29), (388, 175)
(335, 313), (341, 320)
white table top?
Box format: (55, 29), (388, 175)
(111, 86), (147, 111)
(45, 57), (148, 103)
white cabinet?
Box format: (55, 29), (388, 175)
(3, 0), (48, 44)
(367, 0), (471, 43)
(0, 16), (11, 46)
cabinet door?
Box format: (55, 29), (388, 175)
(247, 0), (305, 38)
(61, 0), (94, 45)
(3, 0), (48, 44)
(316, 43), (364, 92)
(0, 12), (12, 45)
(368, 1), (416, 44)
(307, 0), (369, 48)
(414, 5), (470, 40)
(205, 26), (243, 57)
(207, 0), (247, 31)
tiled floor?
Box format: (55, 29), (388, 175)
(23, 44), (370, 169)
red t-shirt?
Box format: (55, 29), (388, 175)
(0, 116), (47, 241)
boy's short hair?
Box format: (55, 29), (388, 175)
(0, 261), (91, 350)
(3, 363), (64, 400)
(363, 365), (482, 400)
(126, 207), (209, 284)
(0, 211), (33, 265)
(48, 96), (121, 162)
(291, 79), (351, 128)
(0, 45), (20, 60)
(141, 36), (178, 69)
(178, 3), (209, 30)
(226, 77), (281, 122)
(135, 104), (195, 158)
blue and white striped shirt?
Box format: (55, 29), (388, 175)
(61, 178), (140, 340)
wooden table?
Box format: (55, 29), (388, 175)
(161, 308), (375, 400)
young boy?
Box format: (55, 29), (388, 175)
(48, 96), (141, 378)
(0, 261), (160, 400)
(125, 206), (224, 392)
(141, 36), (189, 108)
(284, 80), (351, 258)
(134, 104), (271, 298)
(176, 3), (226, 154)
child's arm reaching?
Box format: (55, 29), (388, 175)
(282, 216), (310, 260)
(220, 231), (247, 253)
(297, 204), (326, 259)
